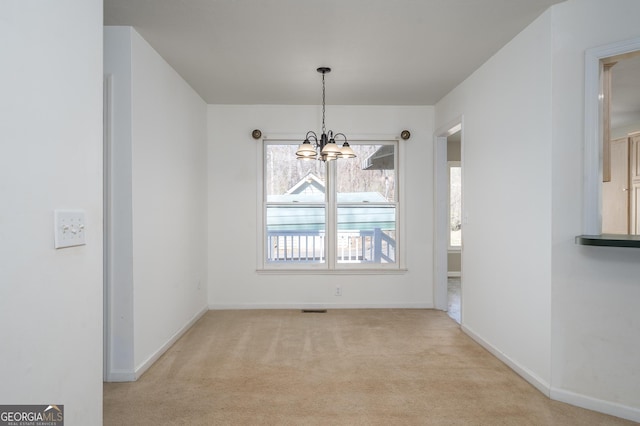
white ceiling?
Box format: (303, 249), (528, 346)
(104, 0), (566, 105)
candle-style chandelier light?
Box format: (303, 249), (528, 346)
(295, 67), (356, 161)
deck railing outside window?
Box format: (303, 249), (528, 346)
(267, 229), (395, 263)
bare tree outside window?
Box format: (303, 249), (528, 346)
(449, 165), (462, 247)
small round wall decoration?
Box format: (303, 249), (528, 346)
(252, 129), (262, 139)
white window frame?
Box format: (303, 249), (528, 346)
(257, 135), (406, 274)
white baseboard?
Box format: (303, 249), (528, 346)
(133, 305), (208, 380)
(550, 388), (640, 423)
(461, 324), (551, 397)
(105, 369), (136, 382)
(209, 302), (433, 310)
(462, 325), (640, 422)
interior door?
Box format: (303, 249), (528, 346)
(602, 137), (629, 234)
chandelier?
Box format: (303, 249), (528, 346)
(296, 67), (356, 161)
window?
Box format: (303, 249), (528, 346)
(262, 139), (400, 270)
(448, 162), (461, 248)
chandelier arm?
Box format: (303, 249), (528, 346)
(333, 132), (347, 143)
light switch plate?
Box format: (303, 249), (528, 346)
(54, 209), (86, 249)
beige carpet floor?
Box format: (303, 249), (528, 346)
(104, 309), (636, 425)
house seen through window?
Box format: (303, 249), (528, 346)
(264, 141), (398, 268)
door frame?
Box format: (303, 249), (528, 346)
(103, 74), (112, 381)
(433, 117), (463, 311)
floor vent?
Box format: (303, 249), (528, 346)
(301, 309), (327, 313)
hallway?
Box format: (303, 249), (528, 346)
(447, 277), (461, 324)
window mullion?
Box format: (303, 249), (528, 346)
(326, 160), (337, 269)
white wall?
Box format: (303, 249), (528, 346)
(104, 27), (208, 380)
(435, 0), (640, 421)
(435, 10), (553, 390)
(208, 105), (433, 308)
(611, 121), (640, 139)
(549, 0), (640, 420)
(0, 0), (104, 423)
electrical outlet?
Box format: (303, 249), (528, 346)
(335, 285), (342, 296)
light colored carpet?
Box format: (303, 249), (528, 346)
(104, 309), (636, 425)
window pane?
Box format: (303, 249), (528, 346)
(336, 144), (395, 202)
(265, 144), (326, 201)
(266, 205), (325, 263)
(450, 166), (462, 247)
(263, 140), (401, 269)
(337, 205), (396, 264)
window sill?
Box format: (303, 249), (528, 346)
(256, 268), (408, 275)
(575, 234), (640, 248)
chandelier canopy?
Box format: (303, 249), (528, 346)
(296, 67), (356, 161)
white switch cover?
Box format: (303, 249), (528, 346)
(54, 210), (86, 249)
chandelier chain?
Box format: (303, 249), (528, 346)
(321, 72), (326, 134)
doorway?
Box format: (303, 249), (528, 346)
(446, 131), (462, 323)
(434, 119), (462, 324)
